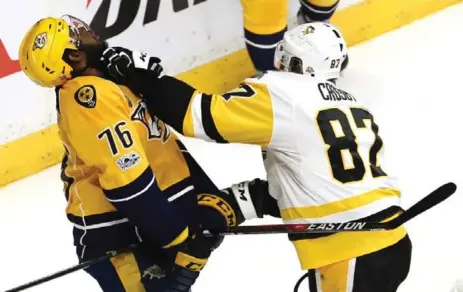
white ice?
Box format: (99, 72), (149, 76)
(1, 3), (463, 291)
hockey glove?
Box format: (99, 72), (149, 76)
(100, 47), (163, 88)
(167, 228), (212, 292)
(225, 179), (281, 219)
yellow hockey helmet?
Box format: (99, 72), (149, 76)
(19, 15), (94, 88)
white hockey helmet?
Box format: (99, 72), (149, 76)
(274, 22), (347, 79)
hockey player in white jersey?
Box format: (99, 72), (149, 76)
(100, 22), (412, 292)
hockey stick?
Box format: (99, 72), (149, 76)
(204, 182), (457, 236)
(5, 182), (456, 292)
(5, 244), (137, 292)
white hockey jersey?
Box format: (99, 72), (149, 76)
(261, 71), (399, 222)
(181, 70), (407, 269)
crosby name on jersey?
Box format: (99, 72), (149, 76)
(138, 70), (407, 269)
(318, 82), (356, 102)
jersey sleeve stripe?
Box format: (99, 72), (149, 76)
(104, 167), (155, 202)
(72, 218), (129, 230)
(162, 175), (195, 199)
(168, 185), (195, 202)
(106, 177), (155, 203)
(188, 92), (213, 142)
(280, 188), (401, 222)
(201, 94), (229, 143)
(67, 211), (128, 228)
(103, 167), (188, 247)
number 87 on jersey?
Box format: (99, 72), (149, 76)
(316, 107), (387, 184)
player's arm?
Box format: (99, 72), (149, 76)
(59, 79), (188, 249)
(100, 48), (275, 147)
(141, 75), (275, 147)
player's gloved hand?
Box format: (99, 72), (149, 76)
(100, 46), (163, 85)
(227, 178), (281, 219)
(167, 228), (212, 292)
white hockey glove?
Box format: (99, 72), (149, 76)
(100, 47), (163, 84)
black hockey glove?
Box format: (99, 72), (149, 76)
(100, 47), (163, 91)
(225, 179), (281, 219)
(166, 227), (213, 292)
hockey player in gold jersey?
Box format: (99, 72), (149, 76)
(101, 22), (412, 291)
(18, 15), (279, 292)
(241, 0), (347, 71)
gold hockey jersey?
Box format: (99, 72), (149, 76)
(56, 76), (195, 259)
(149, 71), (407, 269)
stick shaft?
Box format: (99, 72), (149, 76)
(6, 182), (456, 292)
(5, 246), (135, 292)
(204, 221), (385, 236)
(206, 182), (457, 236)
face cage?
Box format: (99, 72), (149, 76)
(275, 45), (308, 76)
(274, 42), (315, 75)
(288, 57), (305, 74)
(60, 14), (100, 48)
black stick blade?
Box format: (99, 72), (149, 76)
(388, 182), (457, 228)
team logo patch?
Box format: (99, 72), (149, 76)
(33, 32), (47, 50)
(74, 85), (97, 108)
(116, 152), (141, 171)
(131, 101), (170, 142)
(302, 25), (315, 35)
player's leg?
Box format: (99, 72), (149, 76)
(305, 257), (359, 292)
(84, 257), (134, 292)
(305, 235), (412, 292)
(350, 235), (412, 292)
(297, 0), (339, 24)
(241, 0), (289, 71)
